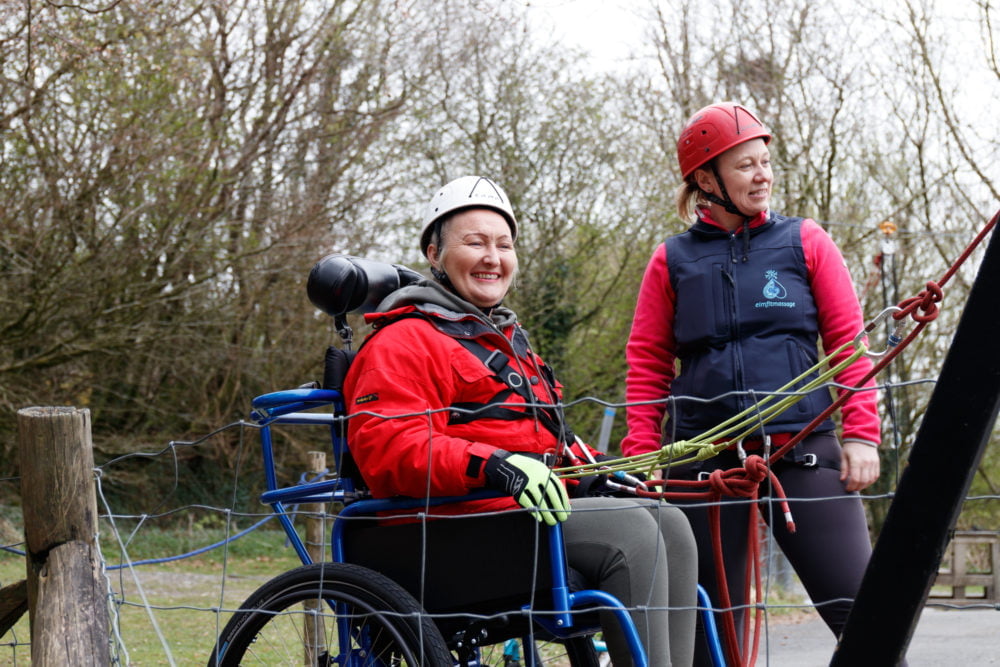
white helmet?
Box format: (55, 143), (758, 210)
(419, 175), (518, 256)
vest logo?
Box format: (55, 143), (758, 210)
(355, 393), (379, 404)
(755, 270), (796, 309)
(762, 270), (787, 299)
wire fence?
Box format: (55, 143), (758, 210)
(2, 376), (999, 665)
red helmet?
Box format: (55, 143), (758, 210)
(676, 103), (771, 180)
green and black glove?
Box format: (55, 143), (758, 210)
(482, 450), (570, 526)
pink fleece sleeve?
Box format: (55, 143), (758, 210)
(801, 219), (882, 445)
(622, 244), (677, 456)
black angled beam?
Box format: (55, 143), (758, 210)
(831, 220), (1000, 667)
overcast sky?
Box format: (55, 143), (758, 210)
(523, 0), (645, 67)
(521, 0), (995, 142)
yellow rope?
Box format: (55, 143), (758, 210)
(556, 339), (869, 479)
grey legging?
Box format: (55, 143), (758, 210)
(563, 497), (698, 667)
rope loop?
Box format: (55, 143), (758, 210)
(896, 280), (942, 323)
(707, 455), (770, 498)
(707, 468), (742, 497)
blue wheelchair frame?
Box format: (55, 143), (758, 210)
(250, 387), (725, 667)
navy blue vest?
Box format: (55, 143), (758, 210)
(664, 213), (835, 440)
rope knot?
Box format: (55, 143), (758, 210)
(706, 456), (768, 499)
(742, 454), (769, 482)
(707, 468), (737, 496)
(897, 280), (942, 323)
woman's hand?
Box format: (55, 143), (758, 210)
(482, 450), (571, 525)
(840, 440), (881, 492)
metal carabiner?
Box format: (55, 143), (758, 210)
(574, 435), (600, 466)
(611, 470), (648, 492)
(854, 306), (906, 360)
(736, 439), (748, 463)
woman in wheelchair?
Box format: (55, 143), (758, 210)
(343, 176), (698, 666)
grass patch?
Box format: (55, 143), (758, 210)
(3, 521), (822, 662)
(2, 525), (304, 664)
(98, 519), (304, 573)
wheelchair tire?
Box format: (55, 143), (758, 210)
(563, 635), (602, 666)
(208, 561), (452, 666)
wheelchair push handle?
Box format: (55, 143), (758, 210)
(250, 388), (343, 422)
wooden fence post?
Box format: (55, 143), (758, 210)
(303, 450), (328, 664)
(17, 406), (108, 665)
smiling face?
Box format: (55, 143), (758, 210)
(426, 208), (517, 308)
(695, 137), (773, 229)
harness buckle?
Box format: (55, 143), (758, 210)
(697, 471), (712, 481)
(483, 349), (508, 373)
(482, 349), (524, 387)
(800, 453), (818, 468)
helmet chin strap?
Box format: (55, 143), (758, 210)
(704, 163), (753, 221)
(430, 266), (451, 286)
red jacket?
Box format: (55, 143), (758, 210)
(622, 210), (881, 457)
(344, 284), (594, 516)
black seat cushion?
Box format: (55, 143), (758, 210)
(340, 510), (600, 642)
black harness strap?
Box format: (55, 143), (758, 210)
(363, 310), (575, 445)
(449, 389), (524, 423)
(452, 337), (575, 446)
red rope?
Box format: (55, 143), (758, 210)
(639, 208), (999, 667)
(645, 456), (793, 666)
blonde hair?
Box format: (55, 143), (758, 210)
(674, 179), (706, 221)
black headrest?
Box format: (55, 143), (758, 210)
(306, 254), (422, 317)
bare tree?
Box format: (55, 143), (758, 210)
(0, 0), (423, 484)
(385, 1), (685, 443)
(1, 0), (996, 521)
(636, 0), (999, 530)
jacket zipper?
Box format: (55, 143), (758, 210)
(727, 232), (748, 414)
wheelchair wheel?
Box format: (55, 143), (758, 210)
(208, 561), (452, 666)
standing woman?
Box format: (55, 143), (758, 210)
(621, 103), (883, 663)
